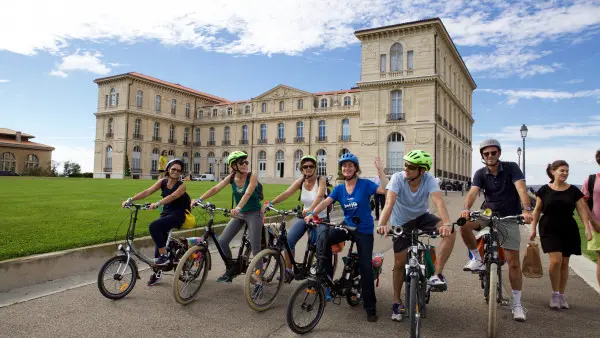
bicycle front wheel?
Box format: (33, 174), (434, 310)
(487, 263), (498, 338)
(97, 255), (137, 300)
(409, 275), (421, 338)
(244, 248), (285, 312)
(173, 245), (210, 305)
(286, 280), (325, 334)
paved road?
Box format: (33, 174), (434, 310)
(1, 192), (599, 338)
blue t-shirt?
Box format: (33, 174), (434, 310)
(386, 171), (440, 226)
(472, 161), (524, 217)
(329, 178), (379, 234)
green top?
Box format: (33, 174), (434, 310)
(232, 176), (261, 212)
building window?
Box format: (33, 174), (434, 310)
(391, 90), (403, 120)
(1, 152), (16, 172)
(195, 128), (200, 143)
(110, 88), (118, 106)
(197, 109), (203, 119)
(341, 119), (350, 140)
(212, 108), (218, 117)
(278, 123), (284, 140)
(193, 152), (201, 174)
(152, 148), (159, 171)
(171, 99), (177, 114)
(209, 127), (215, 142)
(227, 107), (233, 116)
(390, 43), (403, 72)
(316, 149), (327, 176)
(224, 126), (230, 141)
(182, 152), (189, 174)
(339, 148), (350, 157)
(134, 119), (141, 137)
(169, 125), (175, 141)
(186, 103), (191, 118)
(296, 121), (303, 138)
(222, 152), (229, 175)
(105, 146), (113, 169)
(136, 90), (143, 107)
(297, 99), (303, 110)
(407, 50), (414, 70)
(279, 101), (284, 112)
(207, 152), (215, 174)
(168, 150), (175, 160)
(132, 146), (141, 170)
(261, 102), (267, 113)
(155, 95), (161, 112)
(104, 95), (108, 108)
(242, 125), (248, 141)
(320, 98), (328, 108)
(387, 132), (405, 174)
(258, 150), (267, 176)
(260, 124), (267, 141)
(380, 54), (386, 73)
(318, 120), (326, 138)
(184, 127), (189, 144)
(245, 105), (250, 114)
(107, 118), (114, 134)
(24, 154), (39, 171)
(153, 122), (160, 139)
(343, 96), (351, 106)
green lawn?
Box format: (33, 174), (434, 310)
(0, 177), (300, 261)
(575, 214), (598, 262)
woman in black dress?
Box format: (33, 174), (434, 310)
(529, 160), (592, 310)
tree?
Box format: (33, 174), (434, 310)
(124, 155), (131, 177)
(51, 160), (60, 177)
(63, 161), (82, 177)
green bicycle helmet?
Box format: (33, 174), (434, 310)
(227, 151), (248, 167)
(300, 155), (317, 165)
(403, 150), (432, 171)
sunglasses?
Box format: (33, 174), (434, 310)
(170, 168), (182, 173)
(405, 163), (420, 171)
(302, 165), (315, 169)
(482, 151), (498, 157)
(237, 160), (249, 165)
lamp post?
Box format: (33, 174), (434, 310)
(520, 124), (528, 180)
(517, 147), (522, 169)
(216, 159), (221, 182)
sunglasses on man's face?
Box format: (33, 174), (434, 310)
(482, 151), (498, 157)
(237, 160), (249, 166)
(302, 165), (315, 169)
(404, 163), (420, 171)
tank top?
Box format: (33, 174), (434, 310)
(231, 175), (262, 212)
(160, 179), (186, 214)
(301, 179), (327, 219)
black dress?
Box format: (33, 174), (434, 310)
(536, 184), (584, 256)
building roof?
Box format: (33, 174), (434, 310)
(313, 89), (360, 96)
(94, 72), (230, 104)
(354, 17), (441, 34)
(0, 128), (35, 138)
(0, 137), (55, 151)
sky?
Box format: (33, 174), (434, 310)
(0, 0), (599, 184)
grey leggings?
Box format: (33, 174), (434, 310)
(218, 210), (263, 258)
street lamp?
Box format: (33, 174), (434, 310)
(517, 147), (522, 168)
(520, 124), (528, 180)
(216, 159), (221, 182)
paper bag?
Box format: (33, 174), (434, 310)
(522, 242), (543, 278)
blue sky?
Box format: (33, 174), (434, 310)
(1, 0), (599, 184)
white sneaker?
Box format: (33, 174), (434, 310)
(463, 259), (485, 271)
(512, 304), (527, 322)
(549, 294), (560, 310)
(559, 295), (569, 309)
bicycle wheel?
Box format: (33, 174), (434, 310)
(286, 280), (326, 334)
(487, 263), (498, 338)
(409, 275), (421, 338)
(244, 248), (285, 312)
(173, 245), (210, 305)
(97, 255), (137, 300)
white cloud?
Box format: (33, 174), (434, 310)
(480, 88), (600, 105)
(0, 79), (9, 83)
(107, 62), (127, 67)
(475, 116), (600, 142)
(565, 79), (584, 84)
(50, 50), (111, 77)
(52, 144), (94, 173)
(0, 0), (598, 77)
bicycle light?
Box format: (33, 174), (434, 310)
(117, 244), (123, 251)
(310, 266), (317, 275)
(409, 257), (419, 267)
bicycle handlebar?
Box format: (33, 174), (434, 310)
(192, 201), (230, 215)
(123, 202), (152, 210)
(456, 211), (524, 226)
(387, 225), (440, 239)
(265, 205), (302, 217)
(307, 217), (357, 232)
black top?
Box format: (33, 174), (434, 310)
(160, 179), (186, 214)
(536, 184), (583, 237)
(473, 161), (524, 216)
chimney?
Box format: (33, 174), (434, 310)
(15, 131), (21, 142)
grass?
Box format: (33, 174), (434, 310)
(0, 177), (301, 261)
(575, 214), (598, 262)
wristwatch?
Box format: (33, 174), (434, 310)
(523, 206), (533, 211)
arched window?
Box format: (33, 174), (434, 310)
(320, 98), (328, 108)
(279, 101), (285, 112)
(171, 99), (177, 114)
(105, 146), (113, 170)
(275, 150), (285, 177)
(390, 43), (403, 72)
(110, 88), (118, 106)
(222, 152), (229, 175)
(341, 119), (350, 140)
(224, 126), (230, 141)
(390, 90), (403, 120)
(387, 132), (405, 174)
(294, 149), (304, 178)
(297, 99), (304, 110)
(261, 102), (267, 113)
(1, 152), (16, 172)
(339, 148), (350, 157)
(151, 148), (160, 172)
(136, 90), (143, 107)
(24, 154), (39, 171)
(343, 96), (351, 106)
(207, 152), (215, 174)
(132, 146), (141, 170)
(258, 150), (267, 176)
(316, 149), (327, 176)
(245, 105), (251, 114)
(134, 119), (141, 138)
(193, 152), (201, 174)
(242, 125), (248, 142)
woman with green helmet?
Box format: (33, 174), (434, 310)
(193, 150), (264, 283)
(262, 155), (329, 282)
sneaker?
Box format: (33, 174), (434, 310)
(391, 301), (405, 321)
(511, 304), (527, 322)
(367, 312), (378, 322)
(146, 271), (162, 286)
(559, 294), (569, 309)
(154, 254), (169, 266)
(549, 294), (560, 310)
(463, 259), (485, 272)
(325, 287), (333, 302)
(216, 270), (236, 283)
(428, 274), (448, 290)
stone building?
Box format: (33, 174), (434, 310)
(0, 128), (54, 174)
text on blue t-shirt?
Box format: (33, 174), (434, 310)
(328, 178), (379, 234)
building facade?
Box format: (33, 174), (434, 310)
(0, 128), (54, 174)
(93, 18), (475, 182)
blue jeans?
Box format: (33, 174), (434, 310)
(286, 218), (318, 253)
(317, 226), (376, 315)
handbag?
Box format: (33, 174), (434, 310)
(522, 242), (543, 278)
(181, 209), (196, 229)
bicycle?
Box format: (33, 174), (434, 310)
(244, 205), (339, 312)
(285, 217), (369, 334)
(387, 224), (449, 338)
(97, 202), (189, 299)
(456, 209), (524, 338)
(172, 201), (267, 305)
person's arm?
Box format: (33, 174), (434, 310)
(123, 180), (162, 207)
(150, 183), (186, 210)
(529, 196), (543, 240)
(514, 180), (533, 223)
(304, 197), (335, 223)
(270, 177), (303, 205)
(431, 191), (451, 226)
(197, 173), (233, 201)
(376, 189), (397, 235)
(374, 156), (389, 195)
(575, 197), (593, 241)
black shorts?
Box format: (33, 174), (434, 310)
(393, 213), (441, 253)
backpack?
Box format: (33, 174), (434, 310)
(230, 172), (264, 208)
(298, 175), (332, 220)
(588, 174), (597, 211)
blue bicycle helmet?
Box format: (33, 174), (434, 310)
(338, 153), (359, 167)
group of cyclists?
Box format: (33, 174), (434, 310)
(123, 137), (565, 325)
